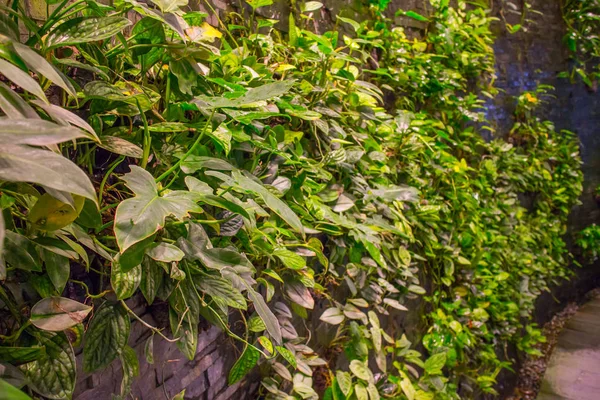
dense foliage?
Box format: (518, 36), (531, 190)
(561, 0), (600, 87)
(0, 0), (584, 399)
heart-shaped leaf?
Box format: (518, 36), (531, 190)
(30, 297), (92, 332)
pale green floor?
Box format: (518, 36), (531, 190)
(538, 296), (600, 400)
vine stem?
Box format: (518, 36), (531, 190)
(119, 300), (180, 343)
(155, 110), (216, 183)
(98, 155), (125, 206)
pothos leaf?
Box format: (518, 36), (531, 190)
(0, 346), (44, 364)
(246, 286), (282, 344)
(46, 16), (132, 49)
(228, 345), (260, 384)
(30, 297), (92, 332)
(114, 166), (201, 252)
(276, 346), (297, 369)
(83, 302), (130, 372)
(119, 345), (139, 397)
(111, 259), (142, 300)
(23, 332), (75, 400)
(140, 256), (164, 305)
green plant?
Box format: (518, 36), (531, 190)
(560, 0), (600, 87)
(0, 0), (584, 398)
(576, 224), (600, 262)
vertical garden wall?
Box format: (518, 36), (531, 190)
(0, 0), (598, 399)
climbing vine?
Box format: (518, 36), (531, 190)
(0, 0), (583, 399)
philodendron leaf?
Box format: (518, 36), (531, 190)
(111, 259), (142, 300)
(0, 346), (44, 364)
(114, 166), (201, 252)
(0, 379), (31, 399)
(83, 302), (130, 372)
(46, 16), (132, 49)
(146, 242), (185, 263)
(228, 345), (260, 384)
(0, 145), (97, 203)
(23, 332), (75, 400)
(30, 297), (92, 332)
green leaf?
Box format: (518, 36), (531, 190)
(0, 145), (97, 203)
(99, 136), (143, 158)
(75, 199), (102, 229)
(115, 166), (201, 252)
(196, 194), (251, 220)
(276, 346), (297, 369)
(11, 42), (76, 97)
(30, 297), (91, 332)
(149, 0), (188, 13)
(195, 275), (247, 309)
(24, 332), (75, 400)
(31, 100), (98, 140)
(84, 81), (160, 114)
(248, 314), (266, 332)
(181, 156), (235, 174)
(0, 378), (32, 400)
(119, 345), (139, 397)
(42, 249), (70, 293)
(258, 336), (274, 354)
(119, 235), (155, 272)
(207, 124), (232, 155)
(349, 360), (374, 383)
(320, 307), (345, 325)
(337, 16), (360, 32)
(111, 259), (142, 300)
(0, 59), (48, 103)
(246, 286), (282, 344)
(403, 10), (429, 22)
(46, 16), (132, 49)
(144, 336), (154, 364)
(28, 193), (84, 231)
(232, 171), (304, 235)
(424, 352), (446, 375)
(0, 81), (38, 119)
(273, 249), (306, 270)
(0, 119), (87, 146)
(3, 231), (42, 272)
(53, 57), (110, 80)
(146, 242), (185, 262)
(169, 279), (200, 359)
(228, 345), (260, 384)
(245, 0), (273, 10)
(302, 1), (323, 12)
(194, 80), (295, 109)
(83, 302), (130, 372)
(335, 371), (352, 396)
(140, 256), (164, 305)
(284, 278), (314, 309)
(0, 346), (44, 364)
